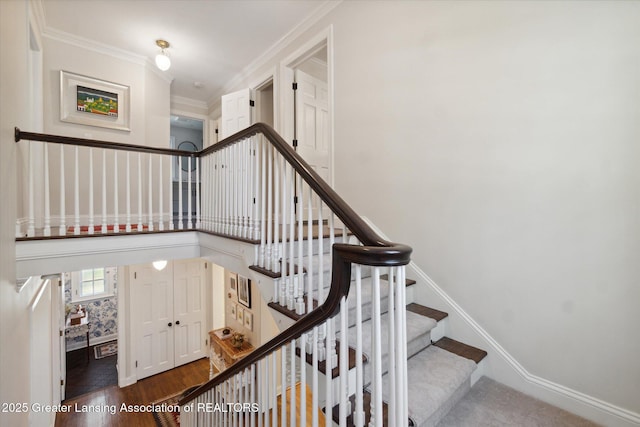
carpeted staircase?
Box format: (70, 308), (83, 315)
(262, 234), (488, 427)
(254, 229), (601, 427)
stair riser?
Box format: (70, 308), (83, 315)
(422, 379), (471, 427)
(360, 331), (432, 390)
(307, 265), (373, 294)
(286, 235), (333, 258)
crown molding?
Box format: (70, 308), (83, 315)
(171, 95), (209, 112)
(40, 25), (174, 84)
(42, 26), (147, 65)
(207, 0), (342, 108)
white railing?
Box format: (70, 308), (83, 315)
(14, 131), (199, 238)
(181, 264), (408, 427)
(14, 124), (411, 426)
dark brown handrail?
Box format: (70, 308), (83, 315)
(15, 122), (409, 250)
(14, 127), (197, 157)
(205, 123), (398, 248)
(14, 123), (412, 406)
(178, 123), (412, 405)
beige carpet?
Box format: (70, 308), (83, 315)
(437, 377), (601, 427)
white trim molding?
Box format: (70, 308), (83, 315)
(41, 27), (173, 85)
(208, 0), (342, 107)
(360, 217), (640, 427)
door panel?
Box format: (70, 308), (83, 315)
(173, 259), (206, 367)
(132, 265), (175, 380)
(295, 69), (330, 217)
(221, 88), (253, 139)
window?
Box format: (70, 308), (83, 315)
(71, 267), (115, 302)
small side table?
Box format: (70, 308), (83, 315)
(209, 328), (254, 378)
(65, 315), (91, 363)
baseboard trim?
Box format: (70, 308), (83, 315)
(359, 216), (640, 426)
(408, 261), (640, 426)
(66, 334), (117, 352)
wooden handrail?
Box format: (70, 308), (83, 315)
(14, 123), (412, 407)
(178, 123), (412, 405)
(179, 242), (410, 405)
(15, 122), (408, 250)
(14, 127), (197, 157)
(208, 123), (399, 248)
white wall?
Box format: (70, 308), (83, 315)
(42, 37), (169, 146)
(217, 1), (640, 423)
(334, 0), (640, 420)
(0, 1), (37, 425)
(14, 36), (172, 229)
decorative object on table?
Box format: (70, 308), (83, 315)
(237, 275), (251, 308)
(69, 304), (86, 325)
(94, 340), (117, 359)
(230, 332), (245, 349)
(60, 70), (130, 131)
(244, 309), (253, 331)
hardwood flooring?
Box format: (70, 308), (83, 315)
(65, 344), (118, 400)
(55, 358), (210, 427)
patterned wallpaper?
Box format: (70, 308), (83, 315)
(64, 268), (118, 350)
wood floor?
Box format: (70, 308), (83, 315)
(55, 358), (210, 427)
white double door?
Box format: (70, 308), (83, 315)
(131, 259), (206, 380)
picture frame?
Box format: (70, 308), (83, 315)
(230, 303), (237, 320)
(229, 273), (237, 293)
(237, 308), (244, 323)
(237, 276), (251, 308)
(244, 309), (253, 331)
(60, 70), (131, 131)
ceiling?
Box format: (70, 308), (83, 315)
(40, 0), (333, 107)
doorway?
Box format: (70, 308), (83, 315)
(170, 115), (204, 229)
(280, 28), (333, 187)
(62, 268), (119, 400)
(130, 259), (207, 380)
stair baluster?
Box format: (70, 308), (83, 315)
(14, 124), (412, 427)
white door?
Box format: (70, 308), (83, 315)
(173, 259), (206, 367)
(295, 69), (330, 217)
(221, 88), (253, 139)
(132, 264), (175, 380)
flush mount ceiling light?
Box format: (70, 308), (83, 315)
(155, 39), (171, 71)
(152, 260), (168, 271)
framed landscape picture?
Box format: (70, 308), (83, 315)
(60, 71), (130, 131)
(237, 276), (251, 308)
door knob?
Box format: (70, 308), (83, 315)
(168, 322), (172, 327)
(176, 321), (180, 325)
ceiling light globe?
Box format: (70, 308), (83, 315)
(152, 260), (168, 271)
(155, 53), (171, 71)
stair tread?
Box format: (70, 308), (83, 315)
(433, 337), (488, 364)
(295, 340), (367, 379)
(327, 390), (415, 427)
(268, 297), (317, 321)
(407, 303), (448, 322)
(269, 273), (416, 322)
(342, 311), (436, 390)
(250, 262), (305, 279)
(380, 273), (417, 286)
(374, 345), (477, 427)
